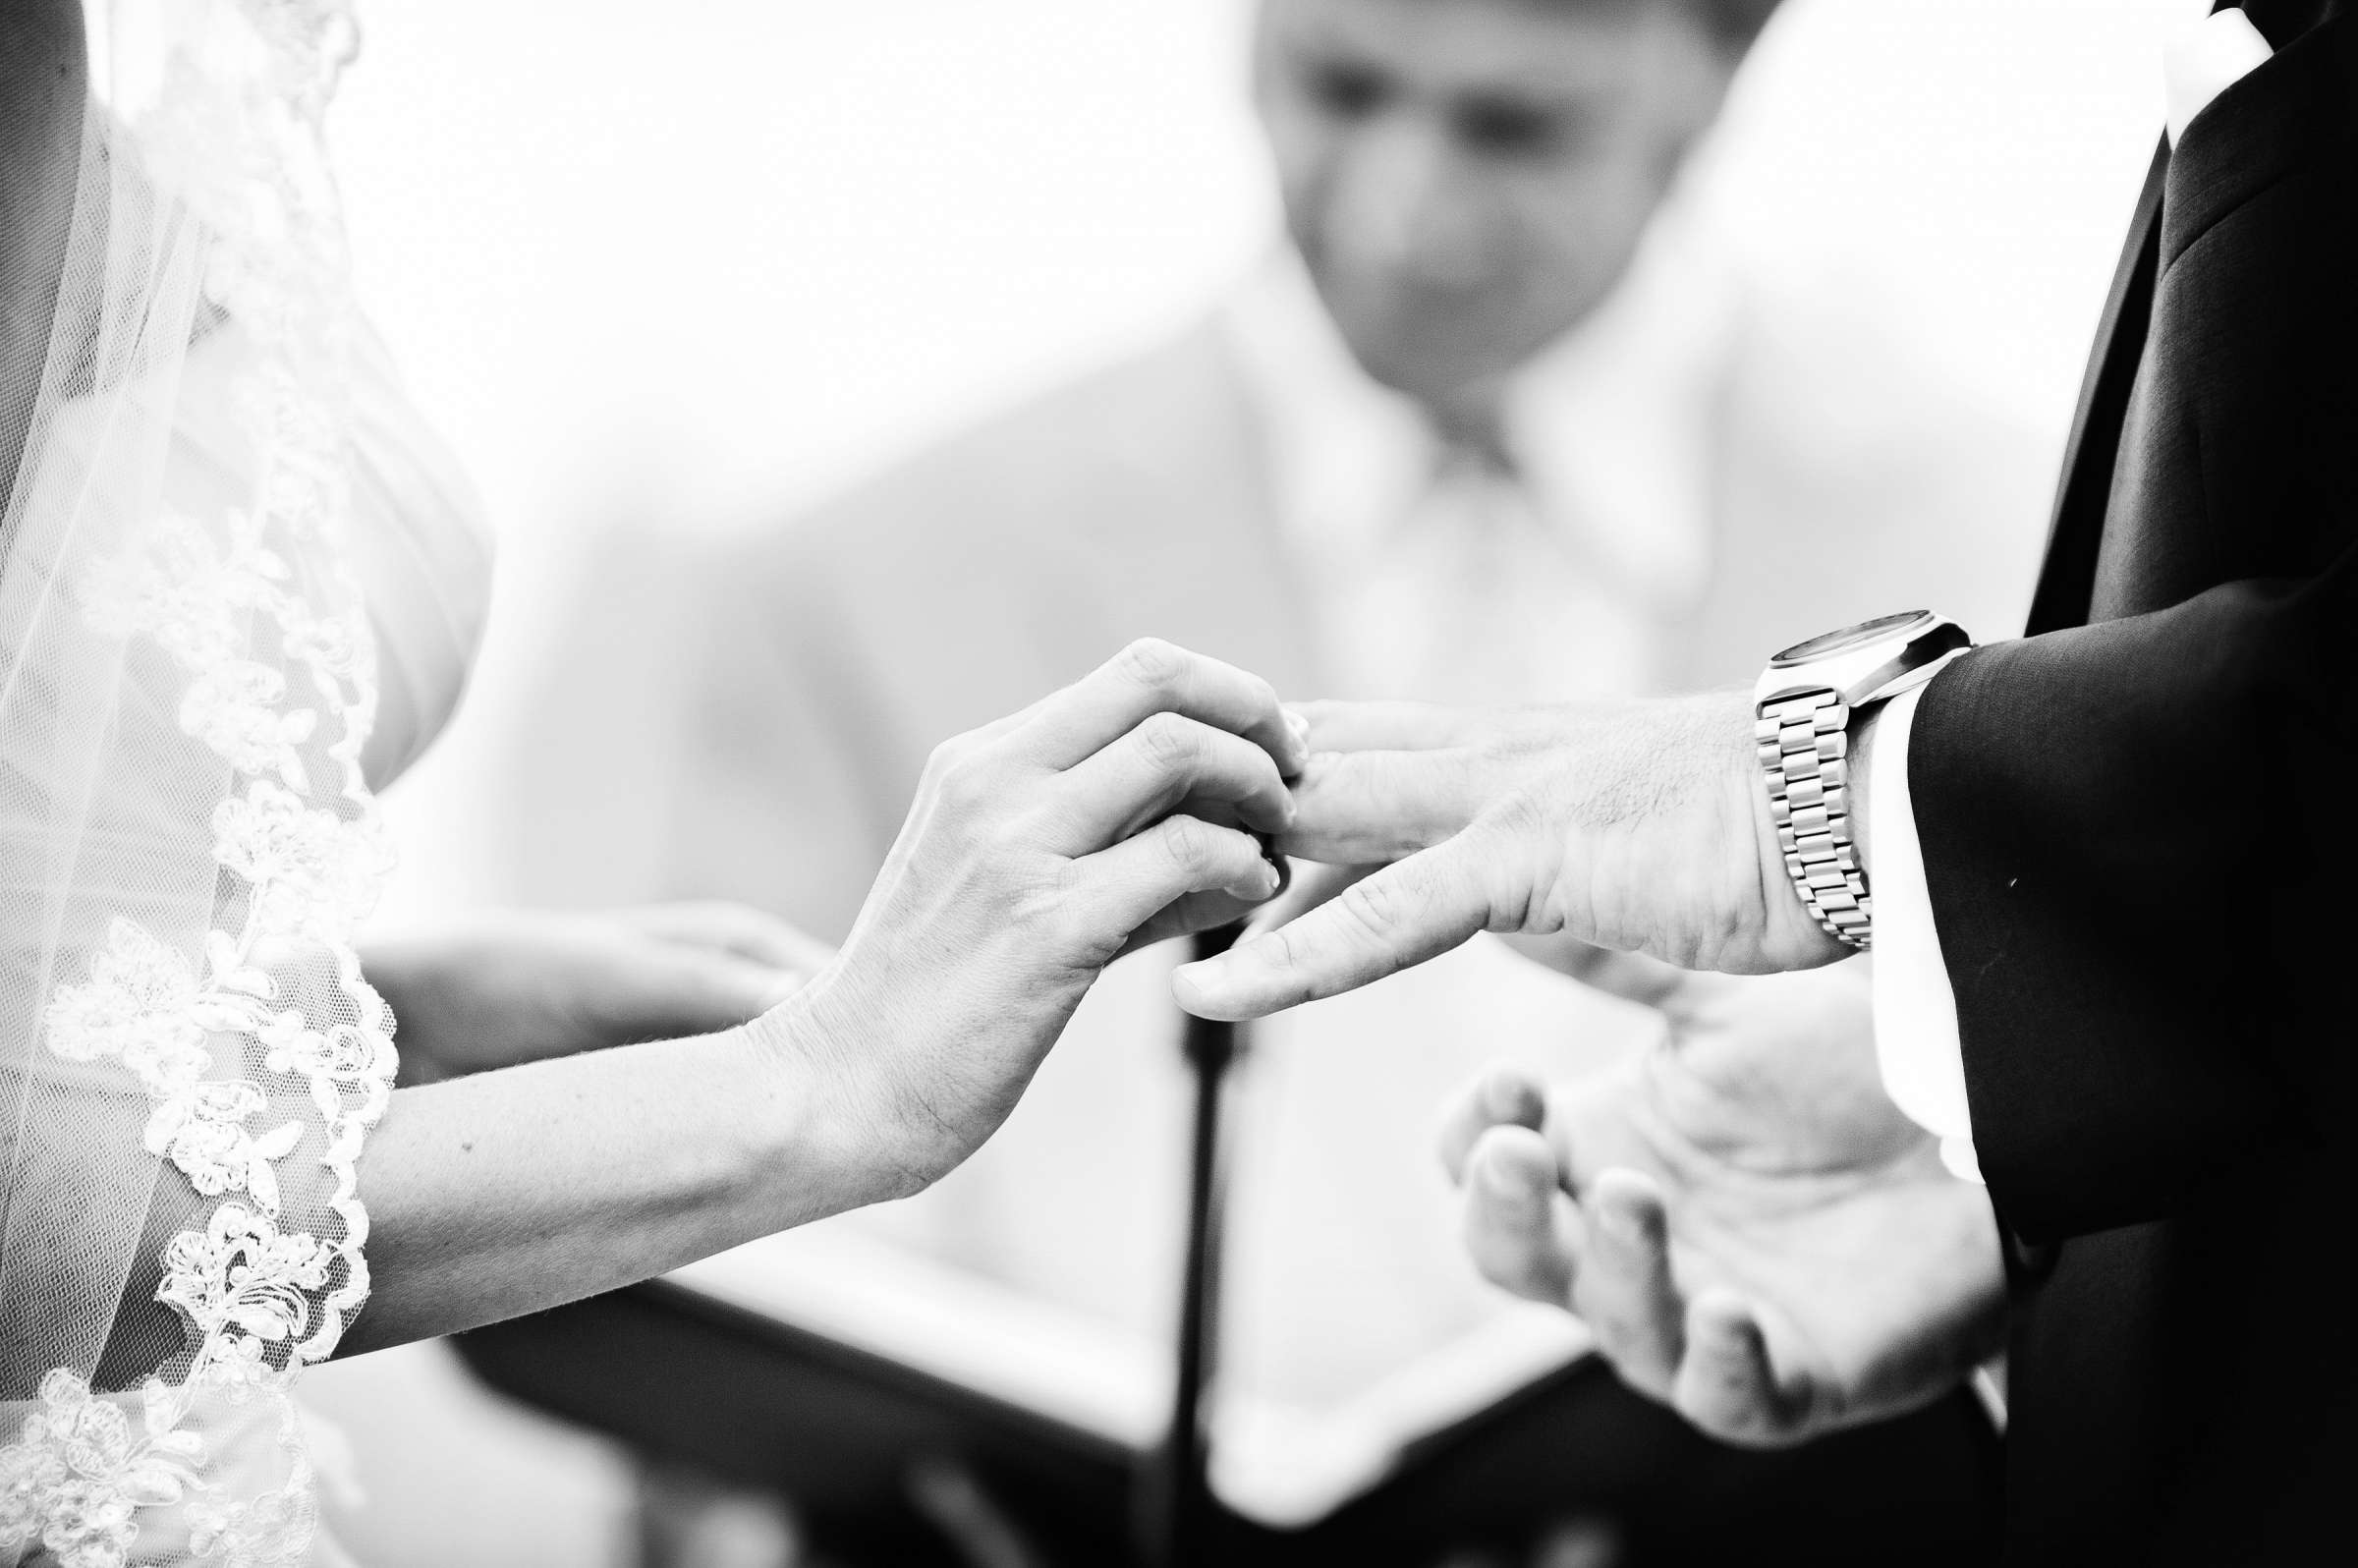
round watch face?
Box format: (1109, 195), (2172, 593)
(1771, 610), (1933, 666)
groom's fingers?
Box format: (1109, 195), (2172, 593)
(1014, 640), (1304, 776)
(1291, 699), (1526, 755)
(1272, 750), (1487, 865)
(1574, 1168), (1684, 1401)
(1460, 1125), (1579, 1305)
(1240, 861), (1364, 941)
(1171, 839), (1491, 1020)
(1672, 1289), (1803, 1448)
(1436, 1062), (1550, 1184)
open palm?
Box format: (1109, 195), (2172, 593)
(1442, 960), (2004, 1446)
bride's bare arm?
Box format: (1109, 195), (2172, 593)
(339, 1017), (861, 1353)
(333, 639), (1303, 1354)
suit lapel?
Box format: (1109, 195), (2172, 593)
(2023, 143), (2168, 636)
(2026, 0), (2347, 634)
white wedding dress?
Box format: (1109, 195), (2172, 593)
(0, 4), (489, 1563)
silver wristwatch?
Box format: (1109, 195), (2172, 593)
(1754, 610), (1974, 950)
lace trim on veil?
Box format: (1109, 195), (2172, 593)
(1, 4), (396, 1564)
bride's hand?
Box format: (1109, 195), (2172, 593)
(366, 902), (836, 1084)
(768, 639), (1305, 1195)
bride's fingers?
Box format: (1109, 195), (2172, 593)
(1052, 714), (1295, 848)
(1672, 1289), (1805, 1448)
(1013, 640), (1305, 777)
(1072, 814), (1278, 939)
(1436, 1062), (1550, 1184)
(1460, 1125), (1580, 1306)
(1573, 1168), (1684, 1401)
(619, 902), (838, 975)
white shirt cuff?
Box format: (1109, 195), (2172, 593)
(1867, 685), (1982, 1183)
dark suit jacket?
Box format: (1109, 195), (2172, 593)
(1911, 2), (2358, 1560)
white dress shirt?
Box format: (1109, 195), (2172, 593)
(1868, 6), (2276, 1181)
(1217, 198), (1732, 708)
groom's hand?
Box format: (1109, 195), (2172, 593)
(1173, 694), (1850, 1021)
(1442, 968), (2005, 1447)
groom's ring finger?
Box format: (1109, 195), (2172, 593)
(1016, 640), (1303, 776)
(1271, 750), (1484, 865)
(1056, 715), (1295, 846)
(1291, 699), (1536, 755)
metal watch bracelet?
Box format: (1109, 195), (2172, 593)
(1754, 690), (1871, 949)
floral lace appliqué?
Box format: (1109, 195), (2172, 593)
(0, 1372), (204, 1568)
(157, 1206), (336, 1355)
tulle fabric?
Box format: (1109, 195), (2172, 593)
(0, 3), (424, 1562)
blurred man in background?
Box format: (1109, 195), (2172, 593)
(539, 0), (2048, 1558)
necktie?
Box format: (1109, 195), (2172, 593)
(1319, 419), (1657, 709)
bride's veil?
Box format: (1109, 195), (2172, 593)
(2, 3), (401, 1562)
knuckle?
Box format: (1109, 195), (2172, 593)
(1337, 873), (1406, 940)
(1253, 920), (1307, 974)
(1033, 866), (1095, 941)
(1010, 859), (1083, 929)
(982, 811), (1036, 862)
(922, 734), (988, 797)
(1486, 786), (1554, 846)
(1115, 636), (1188, 694)
(1136, 710), (1201, 772)
(1159, 814), (1219, 874)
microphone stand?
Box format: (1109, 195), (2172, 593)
(1141, 923), (1247, 1568)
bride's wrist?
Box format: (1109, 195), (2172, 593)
(737, 977), (937, 1215)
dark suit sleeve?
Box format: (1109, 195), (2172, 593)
(1909, 552), (2358, 1244)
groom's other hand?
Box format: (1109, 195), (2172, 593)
(1439, 970), (2005, 1448)
(1175, 696), (1847, 1021)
